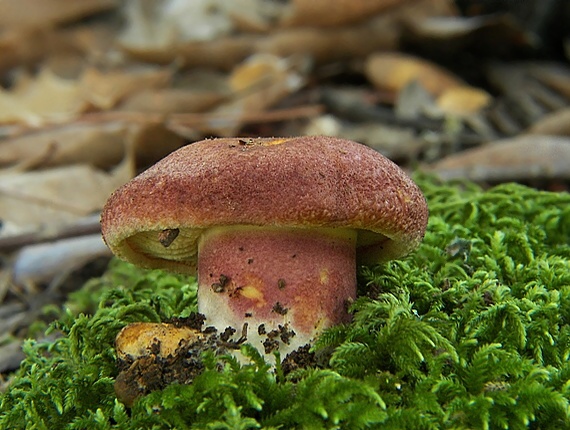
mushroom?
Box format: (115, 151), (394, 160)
(101, 136), (428, 359)
(115, 322), (203, 362)
(113, 322), (206, 407)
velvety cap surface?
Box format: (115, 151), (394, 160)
(101, 136), (428, 273)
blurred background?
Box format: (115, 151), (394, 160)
(0, 0), (568, 379)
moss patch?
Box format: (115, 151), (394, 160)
(1, 177), (570, 429)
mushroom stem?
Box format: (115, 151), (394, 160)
(197, 225), (357, 358)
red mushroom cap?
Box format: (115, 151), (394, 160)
(101, 136), (428, 273)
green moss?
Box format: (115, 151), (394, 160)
(2, 176), (570, 429)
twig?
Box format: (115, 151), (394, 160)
(0, 214), (101, 253)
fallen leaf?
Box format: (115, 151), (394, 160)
(202, 54), (307, 135)
(0, 117), (183, 244)
(427, 135), (570, 182)
(118, 69), (229, 113)
(118, 88), (226, 114)
(436, 86), (492, 116)
(119, 0), (234, 51)
(0, 159), (133, 231)
(258, 16), (399, 64)
(79, 66), (173, 110)
(527, 62), (570, 100)
(366, 52), (491, 117)
(365, 52), (465, 97)
(122, 34), (257, 71)
(0, 69), (87, 126)
(118, 0), (455, 70)
(278, 0), (408, 28)
(123, 1), (443, 69)
(0, 0), (117, 29)
(0, 22), (119, 75)
(121, 0), (455, 70)
(0, 28), (51, 72)
(228, 0), (286, 32)
(0, 118), (186, 171)
(526, 108), (570, 136)
(0, 121), (130, 170)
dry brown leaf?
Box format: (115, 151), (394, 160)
(0, 22), (120, 75)
(0, 69), (87, 126)
(278, 0), (408, 28)
(527, 63), (570, 100)
(119, 69), (229, 113)
(119, 0), (234, 51)
(0, 157), (133, 232)
(0, 121), (128, 170)
(202, 54), (307, 136)
(0, 118), (186, 171)
(122, 34), (257, 71)
(228, 0), (286, 32)
(59, 22), (121, 61)
(79, 66), (173, 110)
(365, 52), (464, 97)
(397, 0), (457, 22)
(119, 89), (226, 114)
(0, 123), (135, 235)
(0, 0), (117, 29)
(228, 54), (291, 92)
(0, 28), (50, 72)
(366, 52), (491, 116)
(436, 86), (492, 116)
(122, 3), (413, 69)
(258, 15), (399, 63)
(427, 135), (570, 182)
(526, 108), (570, 136)
(121, 0), (452, 69)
